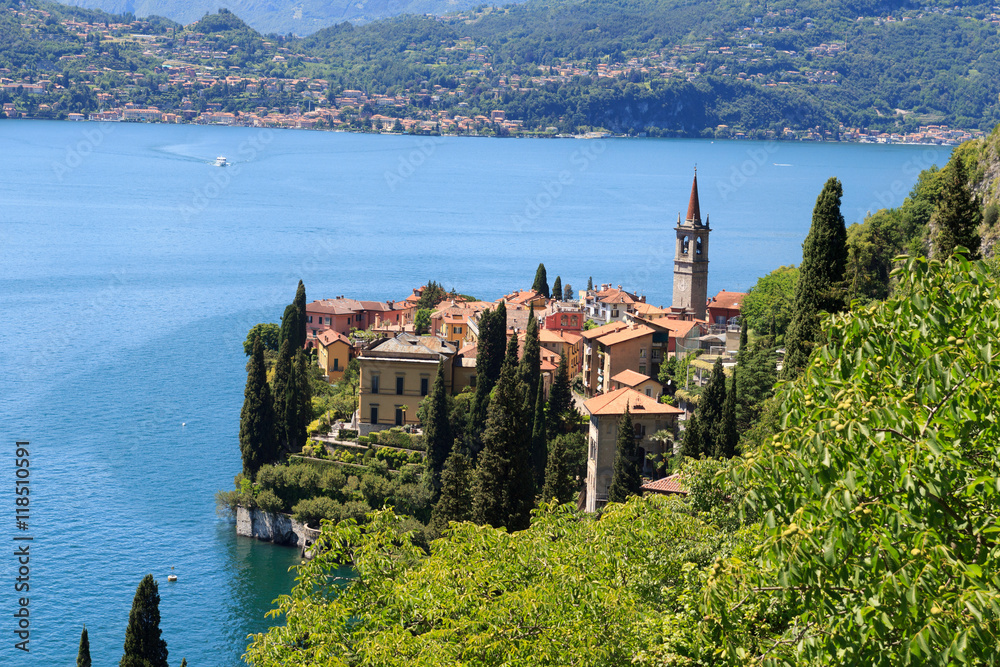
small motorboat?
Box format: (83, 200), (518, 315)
(215, 156), (228, 167)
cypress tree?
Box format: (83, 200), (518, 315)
(782, 177), (848, 379)
(471, 355), (535, 531)
(739, 317), (748, 350)
(587, 276), (593, 291)
(681, 413), (709, 459)
(120, 574), (168, 667)
(714, 368), (739, 459)
(239, 336), (277, 478)
(530, 384), (547, 487)
(607, 407), (641, 503)
(552, 276), (562, 301)
(532, 263), (550, 298)
(272, 339), (294, 451)
(290, 348), (312, 451)
(429, 450), (472, 537)
(78, 626), (91, 667)
(541, 433), (578, 504)
(932, 153), (980, 260)
(505, 327), (520, 366)
(517, 313), (541, 431)
(546, 355), (575, 440)
(293, 280), (307, 349)
(424, 361), (454, 494)
(468, 303), (507, 454)
(278, 303), (299, 351)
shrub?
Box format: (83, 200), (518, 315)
(256, 488), (285, 513)
(408, 452), (423, 465)
(357, 435), (371, 446)
(291, 497), (342, 526)
(339, 429), (358, 440)
(307, 419), (325, 436)
(408, 434), (426, 451)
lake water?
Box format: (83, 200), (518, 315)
(0, 119), (951, 665)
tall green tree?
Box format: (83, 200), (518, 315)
(739, 317), (747, 350)
(735, 339), (778, 435)
(740, 265), (798, 341)
(682, 358), (727, 459)
(291, 348), (312, 450)
(468, 303), (507, 454)
(424, 361), (454, 494)
(552, 276), (562, 301)
(417, 280), (447, 310)
(471, 354), (535, 531)
(429, 450), (472, 537)
(530, 383), (547, 488)
(714, 368), (738, 459)
(272, 339), (294, 451)
(541, 433), (578, 504)
(293, 280), (307, 349)
(587, 276), (593, 291)
(120, 575), (168, 667)
(607, 407), (641, 503)
(517, 313), (541, 425)
(782, 177), (848, 379)
(77, 626), (91, 667)
(532, 263), (549, 298)
(563, 283), (573, 302)
(546, 355), (575, 439)
(279, 303), (300, 351)
(932, 152), (980, 260)
(239, 336), (277, 478)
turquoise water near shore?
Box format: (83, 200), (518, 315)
(0, 119), (951, 665)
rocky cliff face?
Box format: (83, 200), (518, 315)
(236, 506), (320, 552)
(956, 125), (1000, 256)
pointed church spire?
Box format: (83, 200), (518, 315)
(686, 167), (701, 224)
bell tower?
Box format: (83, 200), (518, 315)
(672, 169), (710, 321)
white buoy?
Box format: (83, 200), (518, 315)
(167, 574), (177, 582)
(182, 422), (186, 426)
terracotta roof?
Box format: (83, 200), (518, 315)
(633, 303), (668, 317)
(500, 289), (545, 306)
(316, 329), (351, 347)
(708, 290), (747, 311)
(580, 321), (629, 341)
(538, 328), (569, 344)
(583, 387), (682, 416)
(560, 331), (582, 345)
(597, 324), (655, 346)
(610, 369), (655, 387)
(648, 317), (702, 338)
(599, 290), (639, 305)
(642, 473), (689, 495)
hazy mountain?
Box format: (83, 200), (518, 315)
(57, 0), (527, 34)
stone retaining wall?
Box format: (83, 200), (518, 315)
(235, 506), (321, 554)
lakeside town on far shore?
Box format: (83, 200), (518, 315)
(0, 4), (987, 144)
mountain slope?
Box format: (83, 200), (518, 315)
(57, 0), (529, 35)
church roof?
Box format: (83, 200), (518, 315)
(686, 170), (701, 223)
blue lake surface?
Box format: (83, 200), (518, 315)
(0, 119), (952, 665)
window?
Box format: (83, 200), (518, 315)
(470, 374), (477, 388)
(324, 317), (331, 325)
(307, 315), (313, 323)
(571, 316), (578, 325)
(420, 377), (429, 396)
(311, 329), (317, 336)
(371, 375), (380, 394)
(561, 315), (568, 326)
(645, 388), (652, 397)
(634, 423), (646, 438)
(455, 326), (462, 334)
(370, 406), (378, 424)
(396, 376), (405, 395)
(640, 348), (647, 358)
(333, 358), (339, 371)
(639, 365), (646, 375)
(589, 437), (597, 460)
(395, 408), (404, 426)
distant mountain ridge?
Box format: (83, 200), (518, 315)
(57, 0), (527, 34)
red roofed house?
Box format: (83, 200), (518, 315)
(706, 290), (746, 329)
(580, 322), (655, 396)
(305, 297), (406, 344)
(610, 369), (662, 400)
(583, 387), (683, 512)
(583, 284), (646, 325)
(641, 473), (688, 496)
(315, 329), (353, 381)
